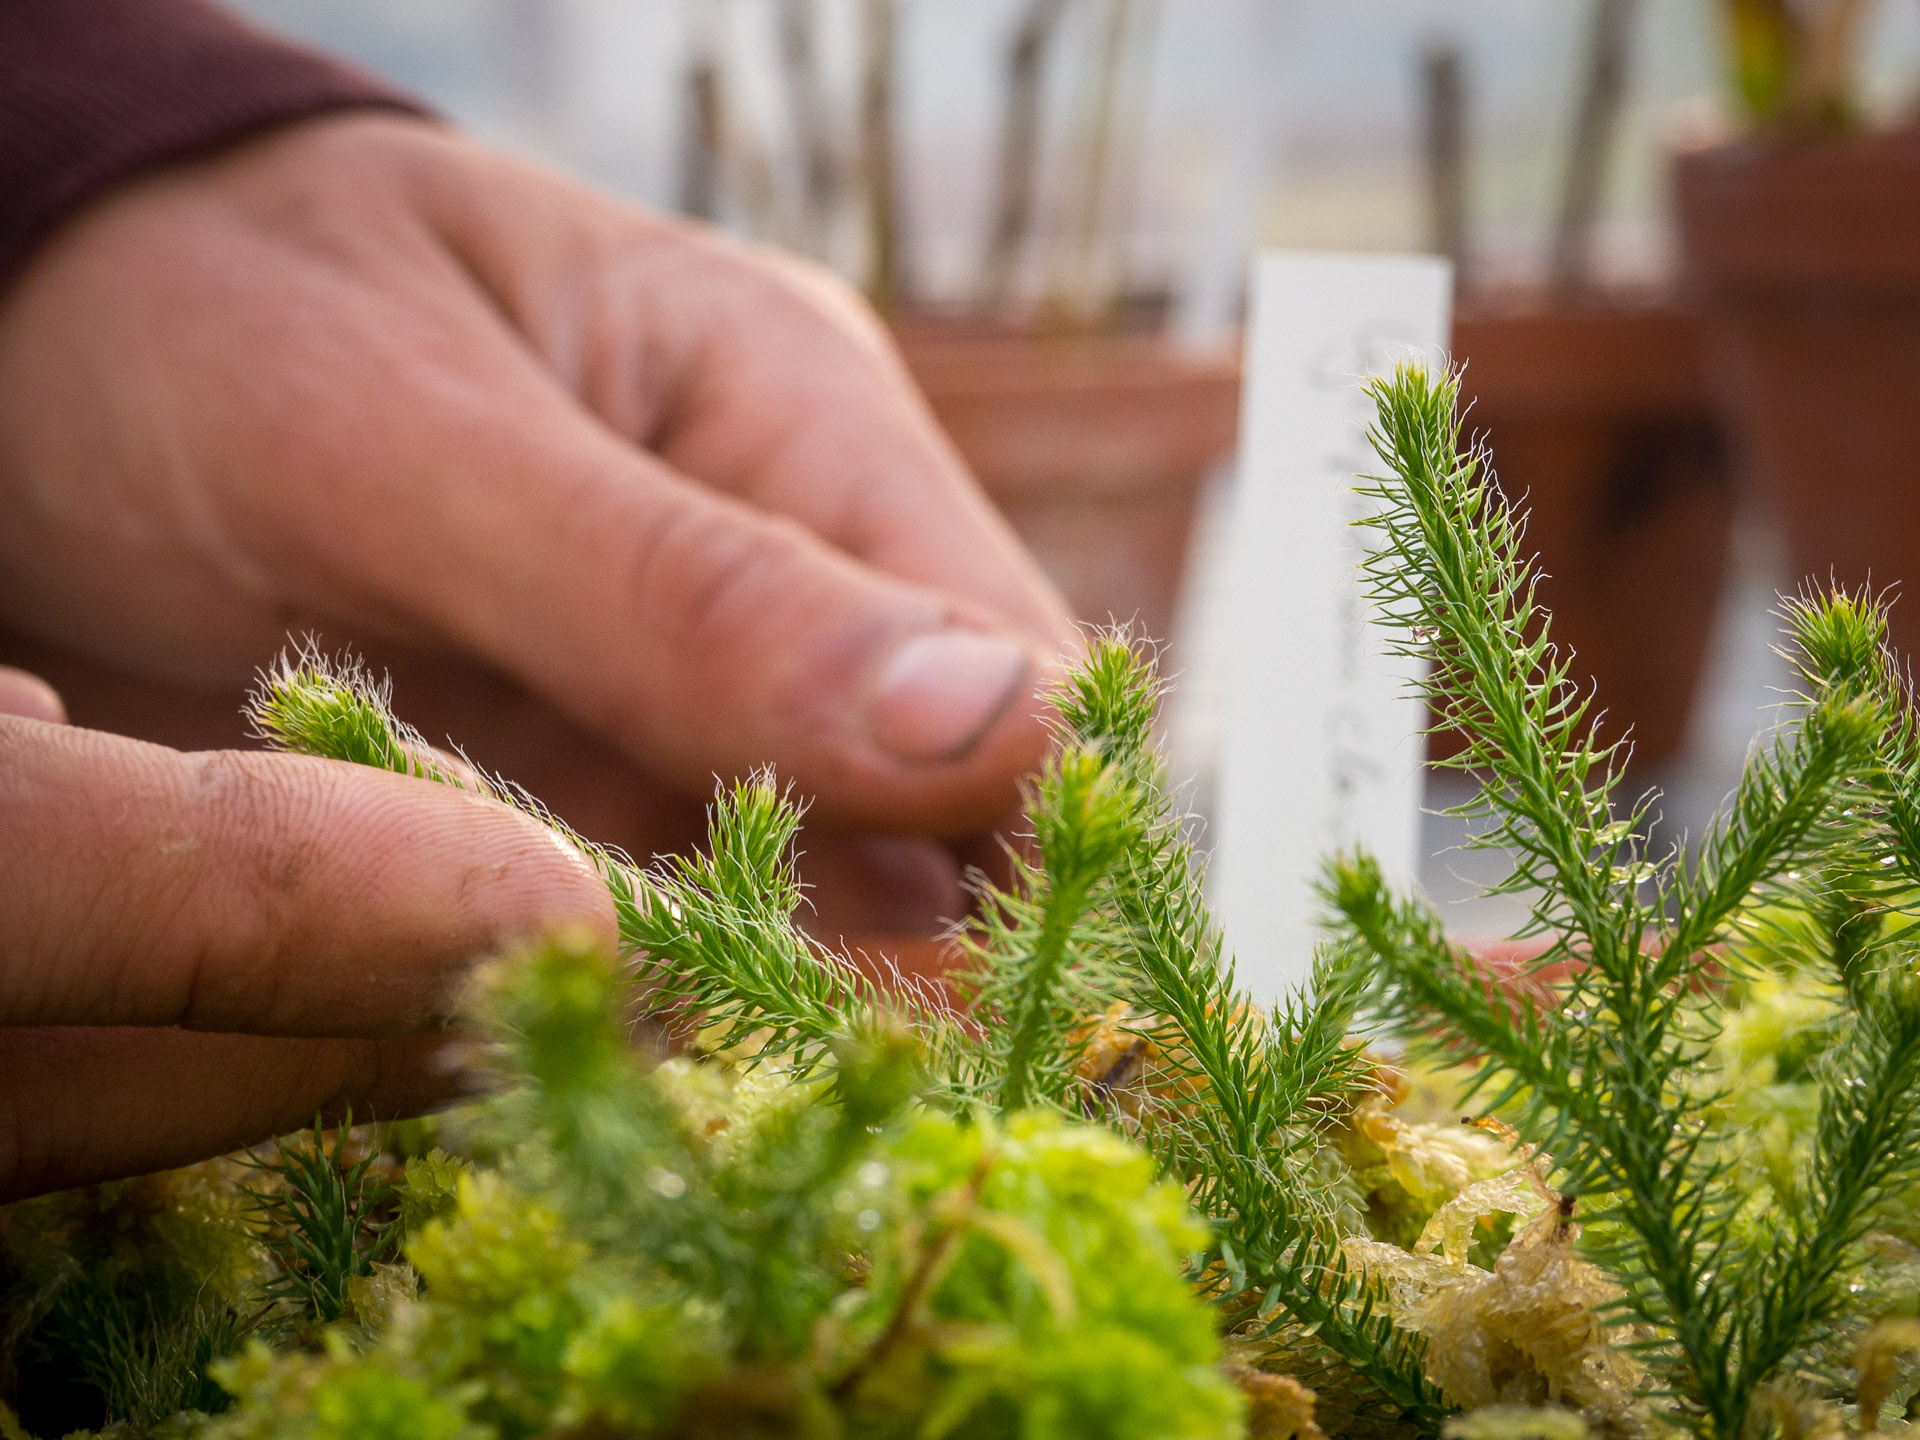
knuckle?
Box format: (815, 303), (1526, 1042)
(677, 222), (888, 356)
(619, 498), (794, 669)
(762, 250), (878, 332)
(187, 750), (326, 904)
(605, 495), (871, 767)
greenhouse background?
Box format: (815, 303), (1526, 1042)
(227, 0), (1920, 933)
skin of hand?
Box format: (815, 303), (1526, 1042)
(0, 113), (1076, 1195)
(0, 665), (617, 1200)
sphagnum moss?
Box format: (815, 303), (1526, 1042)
(8, 361), (1920, 1440)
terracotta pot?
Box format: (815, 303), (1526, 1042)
(897, 309), (1729, 770)
(1448, 299), (1736, 766)
(895, 322), (1241, 650)
(1675, 129), (1920, 657)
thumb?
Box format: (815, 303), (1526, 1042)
(364, 383), (1054, 835)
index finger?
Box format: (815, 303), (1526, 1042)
(0, 716), (614, 1034)
(414, 156), (1075, 650)
(652, 247), (1076, 642)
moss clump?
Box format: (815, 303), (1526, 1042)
(10, 362), (1920, 1440)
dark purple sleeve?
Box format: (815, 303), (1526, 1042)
(0, 0), (428, 281)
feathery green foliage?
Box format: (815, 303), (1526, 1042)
(965, 746), (1142, 1112)
(615, 773), (947, 1072)
(244, 1118), (400, 1335)
(1326, 361), (1920, 1439)
(0, 1167), (265, 1433)
(20, 361), (1920, 1440)
(202, 933), (1244, 1440)
(1054, 642), (1445, 1425)
(239, 634), (1439, 1426)
(609, 634), (1442, 1425)
(247, 648), (461, 786)
(28, 1291), (246, 1431)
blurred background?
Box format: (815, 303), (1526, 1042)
(230, 0), (1920, 934)
(228, 1), (1920, 305)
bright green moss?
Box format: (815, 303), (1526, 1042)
(16, 361), (1920, 1440)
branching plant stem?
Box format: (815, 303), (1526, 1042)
(1333, 362), (1920, 1439)
(999, 874), (1097, 1113)
(246, 373), (1920, 1439)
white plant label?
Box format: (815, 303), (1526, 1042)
(1213, 250), (1453, 1000)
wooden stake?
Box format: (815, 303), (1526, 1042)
(1046, 0), (1146, 331)
(1552, 0), (1642, 296)
(777, 0), (838, 259)
(680, 55), (723, 220)
(860, 0), (905, 315)
(980, 0), (1073, 312)
(1420, 40), (1470, 296)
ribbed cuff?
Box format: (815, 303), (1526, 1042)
(1, 0), (428, 282)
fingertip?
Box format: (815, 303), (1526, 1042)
(531, 816), (623, 953)
(0, 665), (66, 724)
(397, 782), (623, 965)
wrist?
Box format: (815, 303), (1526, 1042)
(0, 0), (427, 286)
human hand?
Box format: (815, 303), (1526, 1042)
(0, 111), (1074, 937)
(0, 667), (613, 1200)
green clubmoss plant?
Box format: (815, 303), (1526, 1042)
(247, 632), (1444, 1430)
(1324, 362), (1920, 1440)
(14, 360), (1920, 1440)
(243, 1117), (399, 1336)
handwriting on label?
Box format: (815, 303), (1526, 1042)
(1212, 252), (1452, 1000)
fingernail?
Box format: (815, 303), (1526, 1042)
(868, 630), (1031, 764)
(0, 666), (66, 724)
